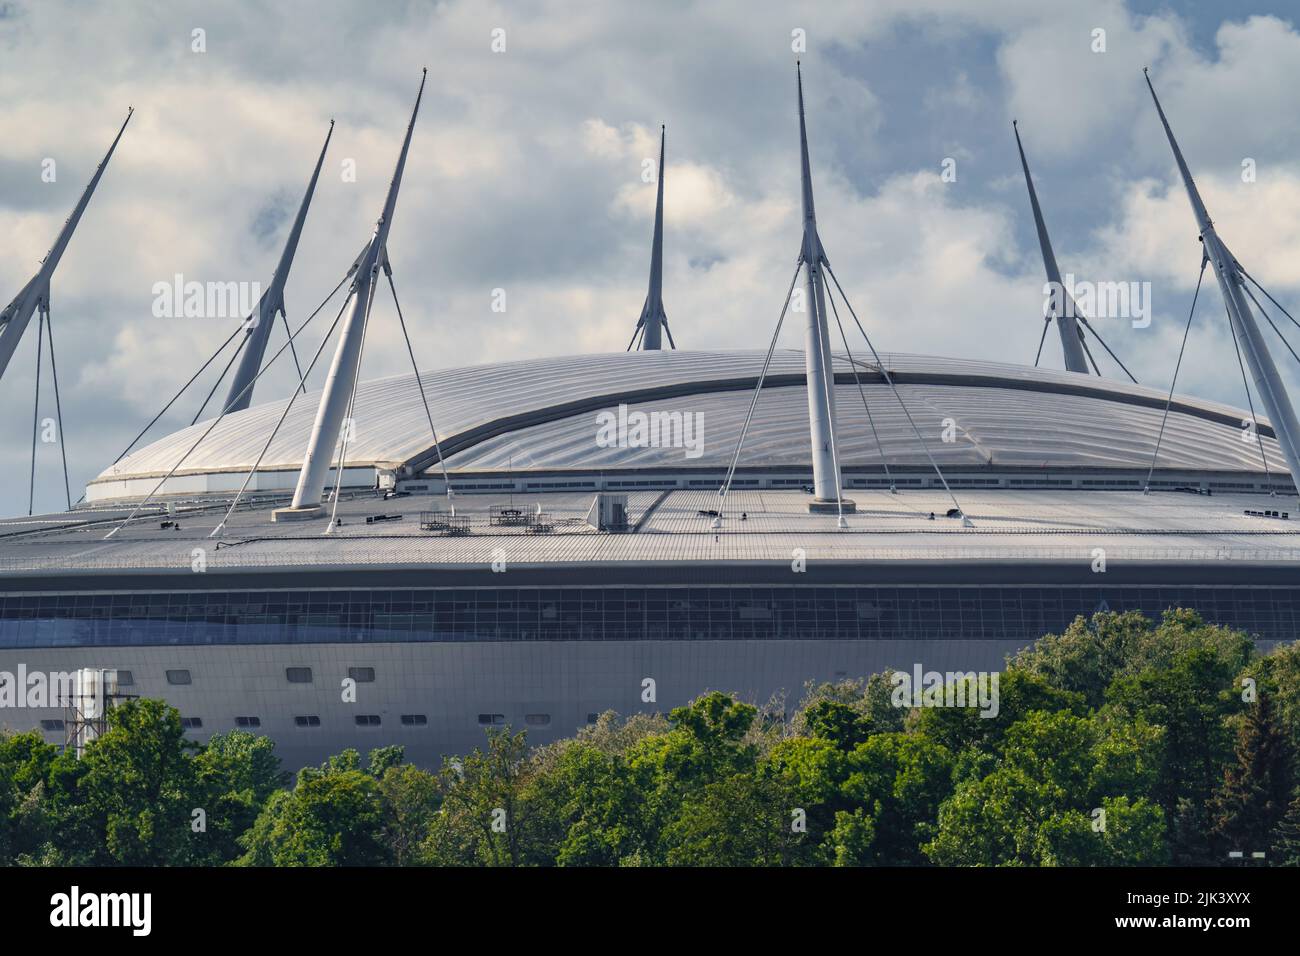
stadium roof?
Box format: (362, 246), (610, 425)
(88, 349), (1288, 502)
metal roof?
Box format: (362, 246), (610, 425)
(90, 349), (1288, 497)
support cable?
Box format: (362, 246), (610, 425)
(108, 326), (244, 466)
(625, 320), (643, 352)
(825, 283), (894, 491)
(663, 317), (677, 350)
(1033, 316), (1051, 368)
(1144, 255), (1208, 493)
(1076, 315), (1139, 383)
(718, 260), (803, 506)
(103, 270), (355, 539)
(44, 305), (73, 511)
(824, 262), (968, 521)
(103, 272), (348, 475)
(28, 311), (45, 516)
(1241, 282), (1300, 366)
(1238, 264), (1300, 336)
(386, 269), (454, 506)
(282, 310), (308, 394)
(209, 292), (354, 536)
(190, 332), (250, 424)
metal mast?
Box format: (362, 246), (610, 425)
(637, 125), (669, 350)
(223, 121), (334, 413)
(795, 63), (846, 507)
(1013, 121), (1090, 374)
(1145, 69), (1300, 495)
(0, 108), (132, 382)
(276, 70), (426, 520)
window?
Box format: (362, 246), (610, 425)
(40, 719), (64, 731)
(400, 714), (427, 726)
(347, 667), (376, 683)
(294, 715), (321, 728)
(525, 713), (551, 726)
(355, 714), (381, 727)
(235, 716), (261, 728)
(114, 670), (134, 686)
(181, 717), (203, 729)
(285, 667), (313, 684)
(477, 713), (506, 725)
(166, 669), (191, 685)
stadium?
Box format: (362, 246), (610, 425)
(2, 67), (1300, 768)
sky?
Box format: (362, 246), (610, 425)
(3, 0), (1300, 517)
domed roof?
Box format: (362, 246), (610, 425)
(88, 349), (1287, 500)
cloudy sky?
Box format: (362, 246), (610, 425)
(3, 0), (1300, 517)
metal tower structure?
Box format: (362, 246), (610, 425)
(275, 71), (426, 521)
(629, 125), (674, 351)
(1012, 121), (1090, 374)
(1145, 69), (1300, 496)
(0, 108), (132, 383)
(794, 63), (850, 510)
(223, 121), (334, 413)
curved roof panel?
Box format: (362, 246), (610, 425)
(90, 350), (1288, 492)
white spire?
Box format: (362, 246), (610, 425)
(1145, 68), (1300, 495)
(637, 125), (668, 350)
(224, 120), (334, 413)
(1013, 120), (1090, 374)
(276, 70), (427, 519)
(794, 62), (844, 506)
(0, 108), (132, 383)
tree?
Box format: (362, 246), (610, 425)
(72, 699), (198, 866)
(1210, 692), (1293, 860)
(238, 761), (386, 866)
(189, 730), (285, 865)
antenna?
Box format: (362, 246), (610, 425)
(0, 108), (132, 383)
(224, 120), (335, 412)
(636, 125), (670, 350)
(1012, 120), (1091, 374)
(1144, 69), (1300, 498)
(275, 70), (427, 520)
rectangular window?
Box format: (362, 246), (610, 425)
(525, 713), (551, 726)
(294, 715), (321, 728)
(166, 669), (191, 685)
(477, 713), (506, 725)
(285, 667), (313, 684)
(347, 666), (376, 683)
(354, 714), (381, 727)
(113, 670), (134, 686)
(235, 716), (261, 728)
(40, 719), (64, 731)
(400, 714), (427, 726)
(181, 717), (203, 729)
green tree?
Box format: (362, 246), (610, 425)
(1209, 692), (1292, 860)
(189, 730), (285, 865)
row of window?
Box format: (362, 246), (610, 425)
(477, 713), (551, 726)
(164, 666), (376, 686)
(4, 585), (1297, 646)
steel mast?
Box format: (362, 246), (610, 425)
(795, 63), (849, 509)
(223, 121), (334, 412)
(275, 70), (426, 521)
(637, 125), (669, 350)
(1145, 69), (1300, 496)
(1013, 121), (1090, 374)
(0, 108), (132, 383)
